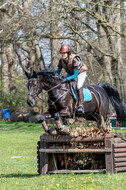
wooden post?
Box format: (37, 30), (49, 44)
(39, 140), (49, 175)
(105, 133), (114, 174)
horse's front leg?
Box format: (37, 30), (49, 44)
(39, 114), (49, 132)
(54, 111), (70, 135)
(40, 114), (58, 135)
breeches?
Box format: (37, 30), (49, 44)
(77, 71), (87, 90)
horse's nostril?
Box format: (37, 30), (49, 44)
(27, 95), (35, 107)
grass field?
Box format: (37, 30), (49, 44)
(0, 121), (126, 190)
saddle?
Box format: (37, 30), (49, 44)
(69, 80), (92, 102)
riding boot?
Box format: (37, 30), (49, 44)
(77, 87), (85, 114)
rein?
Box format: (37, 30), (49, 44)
(48, 90), (68, 110)
(40, 83), (69, 109)
(28, 78), (70, 108)
(28, 78), (62, 95)
(42, 82), (62, 95)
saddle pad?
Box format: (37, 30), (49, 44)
(83, 88), (92, 101)
(71, 87), (92, 102)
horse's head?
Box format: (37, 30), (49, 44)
(25, 70), (42, 107)
(26, 68), (64, 107)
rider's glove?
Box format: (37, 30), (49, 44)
(61, 77), (68, 83)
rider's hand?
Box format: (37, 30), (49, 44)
(61, 77), (68, 83)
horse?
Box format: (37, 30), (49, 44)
(25, 69), (126, 134)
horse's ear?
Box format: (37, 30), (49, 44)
(25, 71), (30, 78)
(33, 70), (37, 78)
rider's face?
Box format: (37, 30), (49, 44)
(61, 52), (68, 60)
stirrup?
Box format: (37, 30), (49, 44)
(77, 105), (85, 114)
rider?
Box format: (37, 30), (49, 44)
(57, 44), (88, 114)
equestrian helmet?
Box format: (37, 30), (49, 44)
(59, 44), (71, 54)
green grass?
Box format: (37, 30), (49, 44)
(0, 121), (126, 190)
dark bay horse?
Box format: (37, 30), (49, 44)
(26, 69), (126, 134)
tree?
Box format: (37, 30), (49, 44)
(0, 0), (126, 112)
(56, 0), (126, 100)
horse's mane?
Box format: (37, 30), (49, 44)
(37, 68), (61, 81)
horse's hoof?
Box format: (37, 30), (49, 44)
(59, 126), (70, 135)
(49, 128), (58, 135)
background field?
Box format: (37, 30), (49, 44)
(0, 121), (126, 190)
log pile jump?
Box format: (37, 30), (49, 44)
(10, 107), (41, 122)
(37, 127), (126, 175)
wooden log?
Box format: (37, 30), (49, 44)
(31, 107), (39, 114)
(10, 111), (23, 121)
(10, 111), (30, 122)
(40, 134), (105, 143)
(29, 114), (43, 123)
(115, 167), (126, 172)
(115, 162), (126, 167)
(114, 148), (126, 153)
(114, 157), (126, 162)
(48, 169), (105, 174)
(114, 153), (126, 158)
(39, 148), (112, 153)
(23, 113), (30, 122)
(114, 143), (126, 148)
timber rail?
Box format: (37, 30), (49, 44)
(37, 132), (126, 175)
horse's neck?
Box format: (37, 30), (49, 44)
(43, 80), (60, 92)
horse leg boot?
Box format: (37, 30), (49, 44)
(77, 87), (85, 114)
(40, 115), (57, 135)
(39, 115), (49, 132)
(54, 113), (69, 134)
(55, 119), (69, 134)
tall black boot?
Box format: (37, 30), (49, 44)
(77, 87), (85, 114)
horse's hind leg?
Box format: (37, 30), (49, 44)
(96, 115), (106, 130)
(100, 115), (106, 129)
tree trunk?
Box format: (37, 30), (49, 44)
(121, 1), (126, 101)
(50, 0), (61, 68)
(115, 0), (125, 100)
(22, 0), (45, 71)
(34, 40), (45, 70)
(7, 43), (17, 94)
(1, 46), (9, 94)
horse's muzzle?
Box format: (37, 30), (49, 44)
(27, 95), (35, 107)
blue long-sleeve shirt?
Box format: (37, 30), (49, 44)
(57, 68), (78, 81)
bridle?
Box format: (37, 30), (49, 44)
(28, 78), (41, 98)
(28, 78), (70, 108)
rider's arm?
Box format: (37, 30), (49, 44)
(57, 67), (62, 75)
(57, 59), (62, 75)
(67, 69), (78, 81)
(67, 58), (79, 81)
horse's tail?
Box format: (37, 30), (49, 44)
(98, 81), (126, 122)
